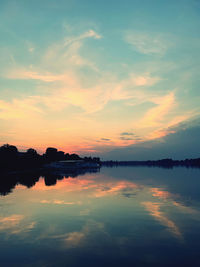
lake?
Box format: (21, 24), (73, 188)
(1, 166), (200, 266)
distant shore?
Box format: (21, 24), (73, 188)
(102, 158), (200, 168)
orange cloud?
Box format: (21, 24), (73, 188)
(140, 92), (175, 128)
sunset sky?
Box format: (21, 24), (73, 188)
(0, 0), (200, 159)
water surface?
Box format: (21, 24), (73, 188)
(1, 166), (200, 266)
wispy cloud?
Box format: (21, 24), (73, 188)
(120, 132), (135, 136)
(0, 98), (43, 119)
(139, 92), (175, 128)
(101, 138), (110, 141)
(125, 31), (172, 55)
(64, 29), (102, 46)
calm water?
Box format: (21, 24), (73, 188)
(1, 166), (200, 267)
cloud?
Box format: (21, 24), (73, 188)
(5, 69), (71, 83)
(120, 132), (139, 141)
(0, 26), (193, 154)
(120, 132), (135, 136)
(129, 73), (160, 86)
(2, 68), (160, 116)
(120, 137), (135, 141)
(64, 29), (102, 46)
(139, 92), (175, 128)
(2, 28), (161, 118)
(101, 121), (200, 160)
(125, 31), (171, 55)
(0, 98), (43, 120)
(42, 29), (101, 71)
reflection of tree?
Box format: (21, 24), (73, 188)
(0, 143), (101, 196)
(0, 173), (18, 196)
(44, 174), (58, 186)
(18, 172), (40, 188)
(0, 172), (40, 196)
(0, 168), (100, 196)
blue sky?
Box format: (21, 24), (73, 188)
(0, 0), (199, 158)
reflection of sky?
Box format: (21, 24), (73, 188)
(1, 167), (200, 265)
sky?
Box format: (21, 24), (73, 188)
(0, 0), (200, 159)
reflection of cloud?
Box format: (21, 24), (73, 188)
(65, 232), (85, 247)
(142, 202), (182, 240)
(32, 177), (141, 200)
(150, 187), (200, 220)
(151, 188), (173, 200)
(40, 199), (76, 205)
(0, 214), (36, 235)
(94, 181), (140, 198)
(32, 177), (95, 192)
(0, 215), (24, 231)
(80, 209), (90, 216)
(11, 222), (36, 234)
(173, 201), (200, 215)
(64, 221), (105, 248)
(48, 220), (106, 248)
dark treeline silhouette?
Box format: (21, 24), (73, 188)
(102, 158), (200, 168)
(0, 144), (100, 172)
(0, 168), (100, 196)
(1, 144), (200, 171)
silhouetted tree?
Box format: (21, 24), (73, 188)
(45, 147), (58, 162)
(70, 153), (81, 160)
(57, 151), (65, 161)
(0, 144), (19, 169)
(27, 148), (38, 156)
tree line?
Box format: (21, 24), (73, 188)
(0, 144), (100, 171)
(102, 158), (200, 168)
